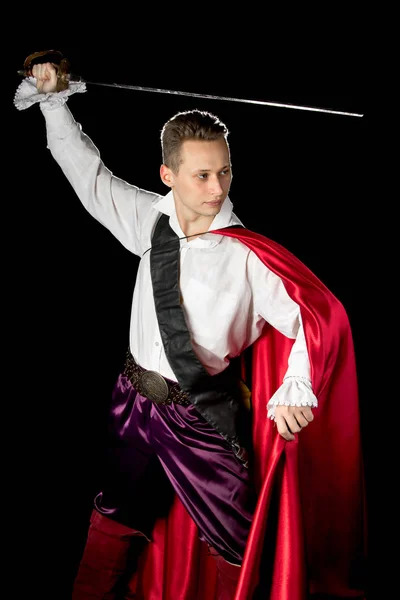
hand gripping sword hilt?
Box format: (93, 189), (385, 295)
(18, 49), (71, 92)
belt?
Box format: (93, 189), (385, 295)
(123, 350), (191, 406)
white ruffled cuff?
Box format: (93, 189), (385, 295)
(13, 77), (86, 111)
(267, 376), (318, 420)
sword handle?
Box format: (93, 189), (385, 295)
(18, 49), (71, 92)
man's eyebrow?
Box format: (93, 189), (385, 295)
(194, 164), (231, 173)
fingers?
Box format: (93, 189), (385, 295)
(275, 414), (296, 441)
(301, 405), (314, 423)
(274, 405), (314, 442)
(31, 62), (58, 94)
(31, 62), (56, 79)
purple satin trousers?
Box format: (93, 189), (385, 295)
(94, 372), (256, 564)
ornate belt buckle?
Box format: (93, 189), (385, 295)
(139, 371), (169, 404)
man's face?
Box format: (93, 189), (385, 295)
(162, 138), (232, 220)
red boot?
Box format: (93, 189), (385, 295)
(213, 554), (241, 600)
(72, 509), (147, 599)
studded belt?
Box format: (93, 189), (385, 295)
(123, 350), (191, 406)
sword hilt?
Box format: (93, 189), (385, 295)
(18, 49), (71, 92)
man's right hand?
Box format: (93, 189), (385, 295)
(31, 62), (58, 94)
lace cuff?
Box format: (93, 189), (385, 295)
(14, 77), (86, 111)
(266, 376), (318, 420)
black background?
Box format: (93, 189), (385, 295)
(7, 43), (375, 598)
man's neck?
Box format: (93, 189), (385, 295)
(175, 203), (215, 240)
(182, 219), (214, 240)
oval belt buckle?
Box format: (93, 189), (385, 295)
(140, 371), (169, 404)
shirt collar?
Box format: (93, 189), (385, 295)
(153, 190), (243, 248)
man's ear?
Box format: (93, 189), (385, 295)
(160, 164), (174, 188)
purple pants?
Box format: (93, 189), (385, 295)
(94, 373), (256, 564)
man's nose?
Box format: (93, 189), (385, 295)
(209, 176), (223, 195)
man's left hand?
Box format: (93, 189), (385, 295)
(274, 405), (314, 441)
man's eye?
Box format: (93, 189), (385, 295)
(198, 173), (208, 180)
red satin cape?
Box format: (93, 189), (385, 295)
(128, 228), (367, 600)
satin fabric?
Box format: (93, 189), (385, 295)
(218, 228), (367, 600)
(95, 375), (255, 565)
(119, 227), (366, 599)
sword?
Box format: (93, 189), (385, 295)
(17, 50), (364, 118)
(72, 81), (364, 118)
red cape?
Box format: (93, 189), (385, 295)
(128, 228), (367, 599)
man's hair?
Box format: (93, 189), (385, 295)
(160, 109), (229, 173)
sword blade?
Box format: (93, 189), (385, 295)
(83, 80), (364, 118)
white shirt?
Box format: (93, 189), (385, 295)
(40, 101), (318, 417)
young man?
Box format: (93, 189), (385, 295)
(15, 61), (366, 600)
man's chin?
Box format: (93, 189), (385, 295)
(203, 208), (221, 218)
(203, 202), (223, 215)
